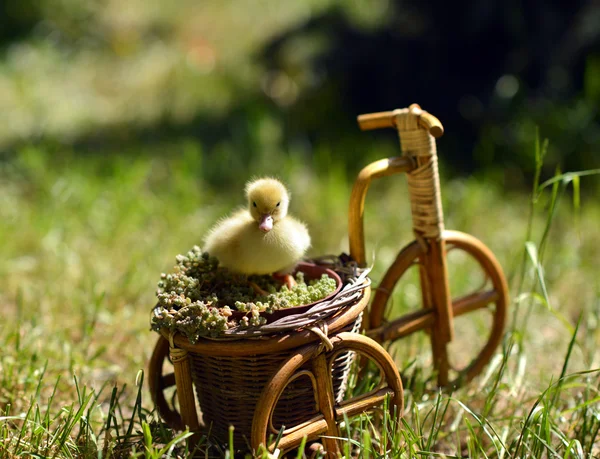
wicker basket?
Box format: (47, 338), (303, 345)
(188, 316), (361, 446)
(150, 257), (372, 451)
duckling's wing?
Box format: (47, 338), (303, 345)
(277, 216), (311, 254)
(202, 209), (253, 262)
(274, 219), (312, 274)
(266, 216), (311, 272)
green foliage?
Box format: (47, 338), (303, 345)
(1, 122), (599, 457)
(150, 245), (337, 341)
(0, 3), (598, 454)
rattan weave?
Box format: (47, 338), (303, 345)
(189, 316), (361, 446)
(160, 256), (369, 447)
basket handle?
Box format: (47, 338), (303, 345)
(357, 104), (444, 138)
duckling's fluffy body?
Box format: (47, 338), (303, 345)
(203, 178), (310, 275)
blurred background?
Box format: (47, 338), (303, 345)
(2, 2), (600, 454)
(0, 0), (598, 185)
(1, 0), (600, 438)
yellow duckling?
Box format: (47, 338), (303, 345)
(203, 177), (311, 285)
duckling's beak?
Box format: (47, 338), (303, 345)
(259, 214), (273, 232)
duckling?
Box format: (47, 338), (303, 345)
(203, 177), (311, 288)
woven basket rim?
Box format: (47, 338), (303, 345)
(159, 282), (370, 355)
(153, 254), (371, 348)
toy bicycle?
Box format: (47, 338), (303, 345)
(147, 103), (508, 455)
(350, 103), (509, 388)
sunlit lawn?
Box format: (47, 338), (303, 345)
(1, 139), (599, 456)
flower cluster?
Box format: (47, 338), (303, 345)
(150, 246), (337, 341)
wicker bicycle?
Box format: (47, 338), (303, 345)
(147, 103), (509, 454)
(148, 265), (404, 456)
(350, 104), (509, 388)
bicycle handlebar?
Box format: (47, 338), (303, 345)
(357, 104), (444, 138)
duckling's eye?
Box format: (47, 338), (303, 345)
(276, 202), (280, 207)
(253, 201), (257, 207)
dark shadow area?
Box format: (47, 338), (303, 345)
(0, 0), (42, 44)
(258, 1), (600, 177)
(1, 0), (598, 186)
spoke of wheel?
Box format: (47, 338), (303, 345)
(377, 307), (435, 341)
(311, 352), (341, 456)
(271, 416), (329, 452)
(369, 289), (499, 344)
(336, 387), (396, 419)
(162, 373), (176, 387)
(431, 327), (450, 387)
(453, 289), (499, 316)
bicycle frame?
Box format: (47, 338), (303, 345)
(349, 104), (456, 385)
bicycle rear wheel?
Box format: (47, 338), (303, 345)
(368, 230), (508, 389)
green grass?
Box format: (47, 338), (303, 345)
(0, 0), (383, 150)
(1, 136), (600, 458)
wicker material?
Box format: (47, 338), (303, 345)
(351, 104), (509, 388)
(149, 258), (404, 454)
(394, 107), (444, 241)
(189, 316), (361, 446)
(153, 258), (370, 448)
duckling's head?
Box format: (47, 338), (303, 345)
(245, 178), (290, 233)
